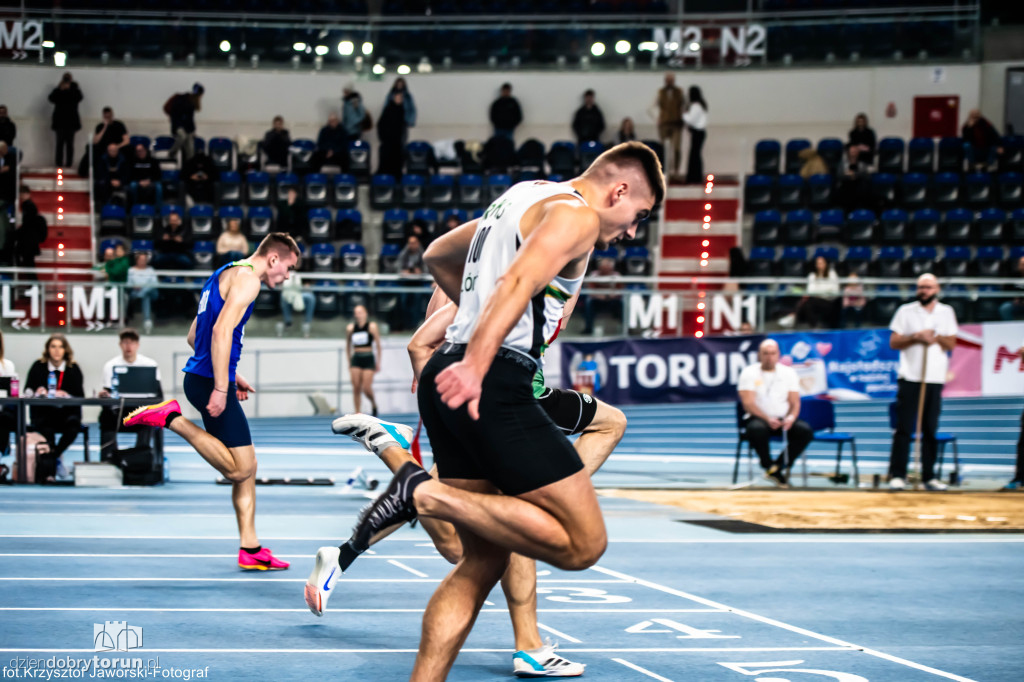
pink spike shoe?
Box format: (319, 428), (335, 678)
(123, 399), (181, 429)
(238, 547), (290, 571)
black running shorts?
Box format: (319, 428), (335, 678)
(350, 352), (375, 370)
(183, 372), (253, 448)
(537, 387), (599, 436)
(417, 345), (585, 496)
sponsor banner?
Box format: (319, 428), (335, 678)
(945, 324), (983, 398)
(772, 329), (899, 401)
(981, 321), (1024, 396)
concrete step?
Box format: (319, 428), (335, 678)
(22, 177), (90, 193)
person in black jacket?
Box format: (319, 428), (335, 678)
(127, 143), (162, 206)
(14, 186), (46, 278)
(261, 115), (290, 167)
(0, 104), (16, 146)
(489, 82), (523, 142)
(572, 89), (605, 146)
(847, 113), (876, 166)
(96, 143), (128, 205)
(377, 91), (407, 178)
(49, 72), (83, 168)
(182, 150), (216, 204)
(314, 113), (347, 171)
(166, 83), (204, 161)
(0, 140), (15, 207)
(962, 108), (1004, 170)
(25, 334), (85, 481)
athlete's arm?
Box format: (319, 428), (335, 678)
(186, 317), (197, 350)
(207, 271), (260, 417)
(345, 322), (354, 361)
(436, 201), (597, 418)
(408, 301), (457, 392)
(370, 321), (383, 372)
(423, 219), (478, 304)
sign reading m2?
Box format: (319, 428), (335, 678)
(0, 21), (43, 53)
(653, 25), (766, 59)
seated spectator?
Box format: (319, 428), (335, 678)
(342, 87), (368, 142)
(582, 256), (623, 335)
(572, 89), (605, 146)
(97, 328), (161, 460)
(0, 104), (15, 146)
(276, 186), (307, 242)
(438, 212), (460, 237)
(617, 117), (636, 144)
(262, 115), (290, 167)
(314, 112), (347, 171)
(278, 272), (315, 338)
(215, 217), (249, 266)
(795, 255), (840, 329)
(0, 140), (15, 207)
(96, 243), (129, 290)
(96, 143), (128, 205)
(24, 334), (85, 482)
(841, 272), (867, 328)
(798, 147), (828, 179)
(407, 218), (431, 247)
(737, 338), (813, 487)
(398, 234), (426, 329)
(127, 252), (159, 333)
(15, 186), (46, 277)
(127, 143), (162, 207)
(1001, 255), (1024, 321)
(182, 150), (216, 204)
(88, 106), (129, 174)
(837, 144), (872, 212)
(153, 210), (193, 270)
(962, 108), (1004, 170)
(847, 113), (876, 166)
(0, 330), (18, 456)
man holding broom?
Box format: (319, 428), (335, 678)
(887, 273), (958, 491)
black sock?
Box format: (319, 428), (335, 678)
(337, 543), (360, 571)
(165, 412), (181, 429)
(241, 545), (262, 554)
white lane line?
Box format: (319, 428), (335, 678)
(591, 565), (977, 682)
(613, 658), (674, 682)
(387, 560), (429, 578)
(0, 553), (447, 559)
(0, 607), (725, 614)
(0, 647), (854, 654)
(536, 623), (581, 644)
(1, 535), (1022, 543)
(0, 577), (625, 584)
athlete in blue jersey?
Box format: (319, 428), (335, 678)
(125, 232), (300, 570)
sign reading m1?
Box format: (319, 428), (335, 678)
(0, 21), (43, 59)
(653, 25), (766, 59)
(73, 285), (119, 321)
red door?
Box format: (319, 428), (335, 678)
(913, 95), (960, 138)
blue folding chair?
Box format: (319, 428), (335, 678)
(800, 397), (858, 486)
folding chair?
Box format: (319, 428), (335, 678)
(800, 397), (858, 486)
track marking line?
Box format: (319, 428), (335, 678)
(0, 577), (627, 583)
(2, 534), (1022, 543)
(536, 623), (581, 644)
(613, 658), (674, 682)
(0, 647), (855, 654)
(591, 565), (977, 682)
(0, 553), (447, 559)
(0, 607), (728, 613)
(387, 559), (429, 578)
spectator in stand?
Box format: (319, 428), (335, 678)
(582, 256), (623, 335)
(182, 150), (216, 204)
(15, 186), (46, 277)
(215, 217), (250, 266)
(314, 112), (347, 171)
(97, 328), (162, 460)
(127, 252), (159, 333)
(0, 141), (15, 207)
(962, 108), (1004, 171)
(737, 338), (814, 487)
(48, 72), (82, 168)
(377, 90), (408, 178)
(1000, 255), (1024, 321)
(489, 82), (523, 142)
(165, 82), (204, 162)
(840, 272), (867, 328)
(90, 107), (129, 172)
(617, 117), (637, 144)
(847, 113), (876, 166)
(653, 72), (685, 176)
(384, 77), (417, 137)
(397, 233), (426, 329)
(24, 334), (85, 482)
(96, 242), (130, 284)
(276, 186), (307, 242)
(798, 147), (828, 179)
(277, 271), (315, 338)
(96, 143), (128, 205)
(793, 255), (840, 329)
(838, 143), (872, 212)
(683, 85), (708, 184)
(0, 105), (15, 146)
(153, 209), (193, 270)
(438, 212), (460, 238)
(342, 87), (369, 142)
(0, 330), (16, 457)
(887, 273), (958, 491)
(128, 143), (162, 207)
(572, 89), (605, 146)
(261, 115), (291, 168)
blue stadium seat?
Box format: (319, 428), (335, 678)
(942, 207), (974, 244)
(746, 246), (776, 277)
(807, 174), (833, 208)
(457, 173), (484, 208)
(347, 140), (371, 177)
(333, 173), (358, 209)
(908, 137), (935, 173)
(304, 173), (330, 207)
(404, 141), (435, 175)
(208, 137), (235, 173)
(99, 204), (127, 236)
(160, 169), (181, 201)
(1010, 208), (1024, 243)
(776, 174), (804, 208)
(306, 207), (334, 242)
(937, 137), (965, 173)
(336, 208), (363, 242)
(782, 209), (814, 245)
(443, 208), (468, 230)
(941, 246), (971, 278)
(842, 245), (873, 277)
(129, 135), (152, 150)
(428, 174), (455, 209)
(933, 172), (961, 209)
(130, 204), (156, 238)
(784, 139), (811, 175)
(909, 208), (940, 245)
(311, 243), (336, 272)
(275, 172), (299, 202)
(370, 174), (397, 210)
(752, 209), (781, 246)
(779, 245), (808, 277)
(192, 240), (215, 269)
(193, 137), (206, 155)
(245, 171), (271, 205)
(218, 171), (242, 205)
(340, 243), (367, 273)
(130, 240), (153, 258)
(816, 138), (844, 175)
(547, 141), (577, 177)
(624, 246), (651, 276)
(412, 208), (439, 235)
(516, 139), (546, 175)
(976, 207), (1006, 244)
(289, 138), (316, 174)
(817, 208), (845, 241)
(975, 246), (1005, 278)
(965, 172), (992, 208)
(400, 174), (427, 207)
(879, 208), (908, 245)
(870, 284), (903, 326)
(312, 279), (342, 319)
(379, 242), (402, 273)
(754, 139), (781, 175)
(998, 172), (1023, 208)
(876, 246), (906, 278)
(382, 208), (409, 243)
(152, 135), (175, 161)
(900, 172), (929, 209)
(579, 141), (604, 170)
(486, 173), (512, 203)
(188, 205), (215, 239)
(908, 246), (938, 277)
(877, 137), (905, 174)
(871, 173), (897, 206)
(844, 209), (876, 245)
(744, 174), (774, 211)
(813, 246), (840, 263)
(247, 206), (273, 238)
(160, 204), (184, 220)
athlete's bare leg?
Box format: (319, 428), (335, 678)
(502, 554), (542, 650)
(349, 368), (364, 414)
(359, 368), (378, 413)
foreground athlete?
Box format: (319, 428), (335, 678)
(124, 233), (301, 570)
(308, 142), (663, 680)
(311, 288), (627, 677)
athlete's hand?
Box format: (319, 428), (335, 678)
(235, 374), (255, 402)
(206, 389), (227, 417)
(435, 361), (482, 420)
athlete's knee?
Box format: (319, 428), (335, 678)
(556, 528), (607, 571)
(434, 530), (464, 565)
(224, 459), (257, 482)
(602, 404), (627, 441)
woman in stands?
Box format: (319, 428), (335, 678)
(24, 334), (85, 482)
(346, 304), (381, 416)
(797, 255), (841, 329)
(216, 217), (250, 267)
(683, 86), (708, 184)
(848, 113), (876, 166)
(617, 117), (637, 144)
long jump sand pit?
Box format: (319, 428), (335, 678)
(601, 489), (1024, 531)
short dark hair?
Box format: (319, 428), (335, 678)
(18, 185), (29, 195)
(102, 106), (113, 114)
(501, 82), (512, 90)
(584, 141), (666, 208)
(256, 232), (301, 261)
(119, 328), (140, 342)
(584, 89), (595, 97)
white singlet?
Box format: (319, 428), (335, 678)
(446, 181), (588, 360)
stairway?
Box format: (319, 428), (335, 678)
(656, 175), (741, 335)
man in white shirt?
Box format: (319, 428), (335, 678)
(887, 273), (958, 491)
(98, 328), (162, 459)
(737, 338), (813, 486)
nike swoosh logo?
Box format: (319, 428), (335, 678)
(323, 567), (336, 591)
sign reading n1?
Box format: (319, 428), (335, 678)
(627, 292), (756, 334)
(0, 21), (43, 60)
